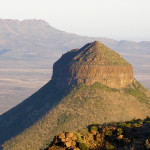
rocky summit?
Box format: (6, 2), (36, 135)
(1, 41), (150, 150)
(52, 41), (133, 90)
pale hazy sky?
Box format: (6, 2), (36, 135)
(0, 0), (150, 41)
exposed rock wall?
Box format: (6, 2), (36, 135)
(53, 64), (133, 89)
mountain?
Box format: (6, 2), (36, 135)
(0, 19), (150, 115)
(52, 41), (133, 90)
(1, 41), (150, 150)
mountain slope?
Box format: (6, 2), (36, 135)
(2, 81), (150, 150)
(1, 42), (150, 150)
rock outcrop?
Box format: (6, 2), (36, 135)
(52, 41), (133, 89)
(48, 132), (78, 150)
(47, 118), (150, 150)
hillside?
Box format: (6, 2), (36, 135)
(1, 42), (150, 150)
(0, 19), (150, 114)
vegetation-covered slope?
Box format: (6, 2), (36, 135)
(2, 80), (150, 150)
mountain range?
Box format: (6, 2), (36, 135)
(1, 19), (150, 61)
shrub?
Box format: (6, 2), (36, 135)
(105, 127), (113, 136)
(117, 128), (123, 135)
(90, 126), (98, 132)
(105, 143), (116, 150)
(77, 141), (88, 150)
(145, 139), (150, 149)
(144, 116), (150, 123)
(119, 122), (127, 129)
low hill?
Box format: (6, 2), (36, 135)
(1, 41), (150, 150)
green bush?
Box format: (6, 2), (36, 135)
(144, 116), (150, 123)
(105, 127), (113, 136)
(132, 123), (140, 127)
(145, 139), (150, 149)
(119, 122), (127, 129)
(145, 121), (150, 124)
(90, 126), (98, 132)
(117, 128), (123, 135)
(77, 141), (88, 150)
(105, 143), (116, 150)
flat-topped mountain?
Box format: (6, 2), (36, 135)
(53, 41), (133, 89)
(1, 42), (150, 150)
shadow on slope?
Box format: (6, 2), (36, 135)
(0, 80), (68, 147)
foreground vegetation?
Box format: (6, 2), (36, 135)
(47, 117), (150, 150)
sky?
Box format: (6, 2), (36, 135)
(0, 0), (150, 41)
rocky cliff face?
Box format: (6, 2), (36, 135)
(52, 41), (133, 89)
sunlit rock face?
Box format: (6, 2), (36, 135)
(52, 41), (133, 89)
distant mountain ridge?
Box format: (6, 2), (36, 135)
(1, 42), (150, 150)
(0, 19), (150, 73)
(0, 19), (150, 59)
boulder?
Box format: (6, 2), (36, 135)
(71, 141), (76, 147)
(117, 134), (123, 140)
(58, 133), (65, 139)
(71, 136), (77, 141)
(91, 130), (97, 135)
(65, 141), (72, 147)
(66, 132), (74, 138)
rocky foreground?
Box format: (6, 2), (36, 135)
(47, 117), (150, 150)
